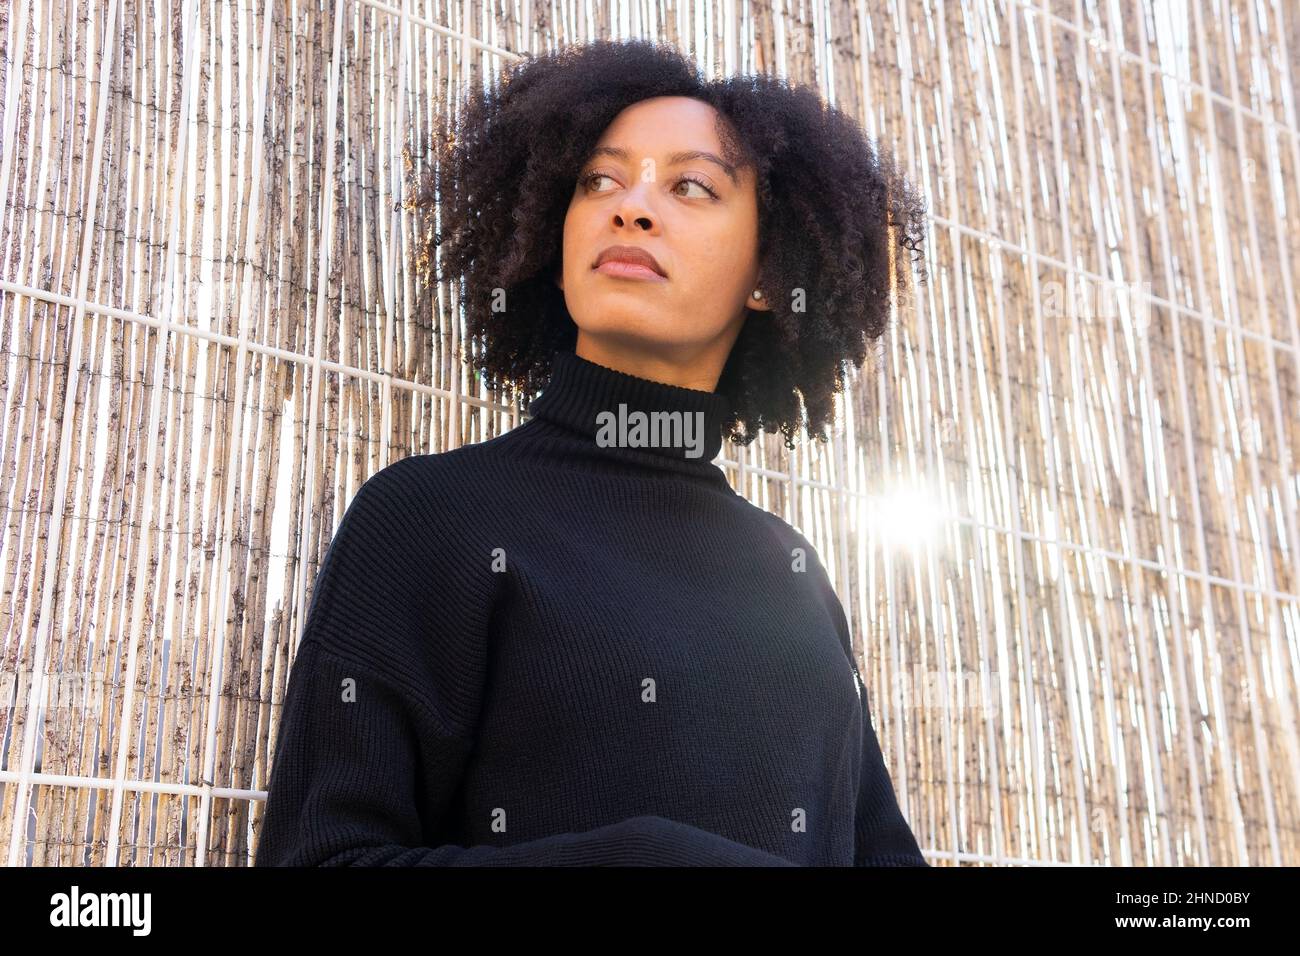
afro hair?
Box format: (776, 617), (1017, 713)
(410, 38), (928, 449)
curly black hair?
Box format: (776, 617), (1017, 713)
(409, 39), (928, 449)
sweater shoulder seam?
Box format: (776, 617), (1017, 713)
(297, 637), (477, 749)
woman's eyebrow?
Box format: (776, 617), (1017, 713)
(584, 145), (738, 185)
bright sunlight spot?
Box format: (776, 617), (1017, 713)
(861, 483), (953, 553)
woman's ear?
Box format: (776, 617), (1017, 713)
(746, 287), (772, 312)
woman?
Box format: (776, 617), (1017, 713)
(256, 39), (929, 867)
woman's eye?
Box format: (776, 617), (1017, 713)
(581, 170), (716, 199)
(674, 176), (717, 199)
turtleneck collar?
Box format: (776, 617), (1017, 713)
(525, 350), (731, 469)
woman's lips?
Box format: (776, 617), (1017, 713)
(594, 260), (669, 281)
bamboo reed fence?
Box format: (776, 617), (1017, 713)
(0, 0), (1297, 867)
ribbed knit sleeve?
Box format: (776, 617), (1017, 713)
(850, 676), (930, 867)
(798, 535), (929, 868)
(254, 457), (798, 867)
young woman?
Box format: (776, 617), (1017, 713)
(256, 38), (929, 867)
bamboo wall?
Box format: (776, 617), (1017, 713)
(0, 0), (1297, 866)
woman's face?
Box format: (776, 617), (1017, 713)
(557, 95), (770, 388)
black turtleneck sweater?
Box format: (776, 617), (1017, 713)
(254, 350), (928, 867)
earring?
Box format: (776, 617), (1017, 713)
(751, 289), (763, 300)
